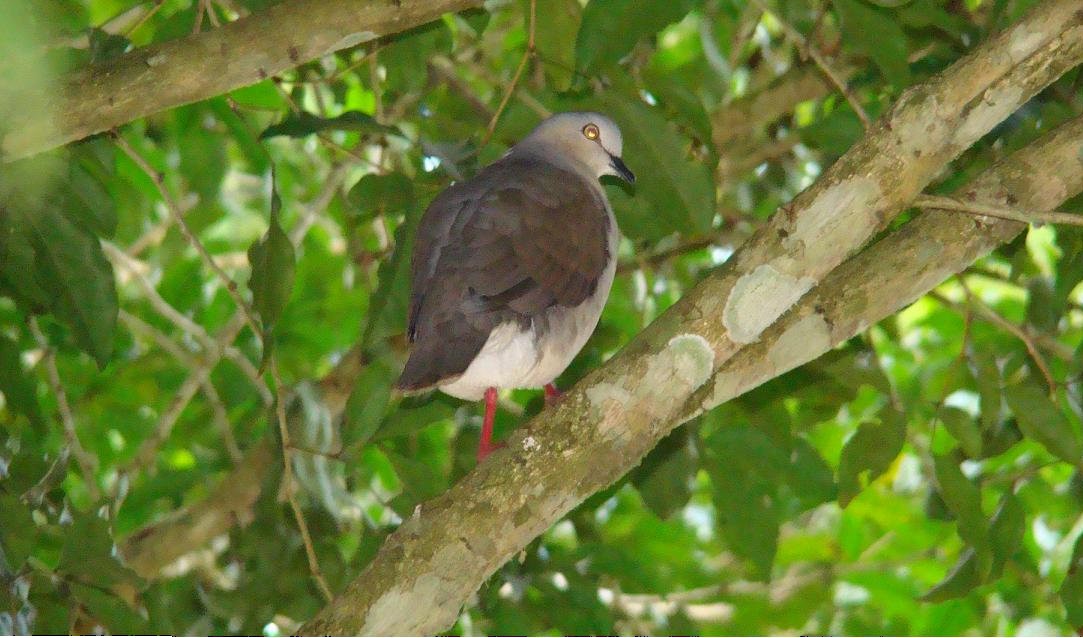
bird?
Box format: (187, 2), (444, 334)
(394, 111), (635, 462)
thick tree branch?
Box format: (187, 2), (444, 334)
(299, 2), (1083, 633)
(1, 0), (482, 161)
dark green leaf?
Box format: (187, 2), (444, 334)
(631, 428), (694, 519)
(534, 0), (582, 91)
(575, 0), (696, 74)
(0, 494), (36, 571)
(921, 547), (983, 602)
(1061, 532), (1083, 631)
(21, 205), (117, 366)
(1004, 380), (1082, 466)
(989, 492), (1024, 578)
(247, 183), (296, 335)
(967, 347), (1002, 433)
(58, 514), (143, 590)
(932, 453), (989, 564)
(835, 0), (911, 86)
(259, 111), (404, 140)
(346, 173), (414, 221)
(838, 409), (906, 507)
(0, 333), (43, 427)
(939, 406), (982, 459)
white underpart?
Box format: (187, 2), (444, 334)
(439, 205), (619, 402)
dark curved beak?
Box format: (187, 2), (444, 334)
(608, 154), (635, 183)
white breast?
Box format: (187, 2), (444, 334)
(439, 208), (619, 401)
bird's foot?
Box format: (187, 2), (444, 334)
(544, 383), (563, 407)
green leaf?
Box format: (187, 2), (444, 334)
(834, 0), (911, 87)
(837, 409), (906, 507)
(1061, 532), (1083, 632)
(534, 0), (582, 91)
(346, 173), (415, 222)
(921, 547), (983, 602)
(932, 453), (989, 563)
(1004, 381), (1082, 466)
(342, 354), (396, 450)
(705, 426), (788, 579)
(575, 0), (696, 74)
(58, 514), (143, 591)
(259, 111), (404, 140)
(0, 493), (36, 571)
(967, 348), (1002, 433)
(21, 205), (117, 367)
(939, 406), (982, 459)
(0, 333), (42, 428)
(361, 202), (421, 348)
(247, 182), (297, 335)
(988, 492), (1024, 578)
(590, 96), (715, 240)
(631, 428), (694, 519)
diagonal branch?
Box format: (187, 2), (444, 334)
(1, 0), (483, 161)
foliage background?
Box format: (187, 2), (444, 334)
(2, 0), (1083, 634)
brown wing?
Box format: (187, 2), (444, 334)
(395, 154), (611, 392)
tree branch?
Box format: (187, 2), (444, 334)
(1, 0), (483, 161)
(298, 2), (1083, 632)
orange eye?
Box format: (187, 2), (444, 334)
(582, 123), (600, 140)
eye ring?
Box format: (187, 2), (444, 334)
(582, 123), (600, 140)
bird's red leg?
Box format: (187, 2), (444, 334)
(544, 383), (563, 406)
(477, 387), (499, 462)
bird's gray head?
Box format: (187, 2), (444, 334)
(515, 112), (635, 183)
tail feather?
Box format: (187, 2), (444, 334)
(395, 334), (486, 393)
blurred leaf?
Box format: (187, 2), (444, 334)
(921, 547), (982, 602)
(988, 492), (1024, 578)
(0, 494), (36, 571)
(631, 428), (695, 519)
(346, 173), (414, 222)
(575, 0), (696, 74)
(21, 205), (117, 367)
(58, 514), (143, 591)
(835, 0), (911, 87)
(260, 111), (404, 140)
(838, 409), (906, 507)
(705, 425), (788, 579)
(932, 453), (989, 565)
(967, 347), (1002, 432)
(1061, 532), (1083, 632)
(939, 406), (982, 458)
(0, 333), (43, 428)
(247, 181), (296, 336)
(1004, 380), (1082, 467)
(86, 27), (130, 63)
(1025, 277), (1058, 332)
(534, 0), (582, 91)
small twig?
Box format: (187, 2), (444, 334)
(103, 242), (271, 404)
(119, 310), (243, 462)
(960, 281), (1058, 396)
(480, 0), (536, 148)
(270, 357), (334, 601)
(749, 0), (871, 129)
(113, 133), (263, 339)
(29, 319), (101, 501)
(123, 0), (166, 38)
(124, 313), (247, 474)
(915, 194), (1083, 227)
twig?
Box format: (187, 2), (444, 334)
(113, 133), (263, 339)
(29, 318), (101, 501)
(119, 310), (243, 462)
(915, 194), (1083, 227)
(123, 0), (166, 38)
(749, 0), (871, 129)
(125, 313), (247, 474)
(480, 0), (536, 148)
(103, 242), (271, 404)
(270, 357), (334, 601)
